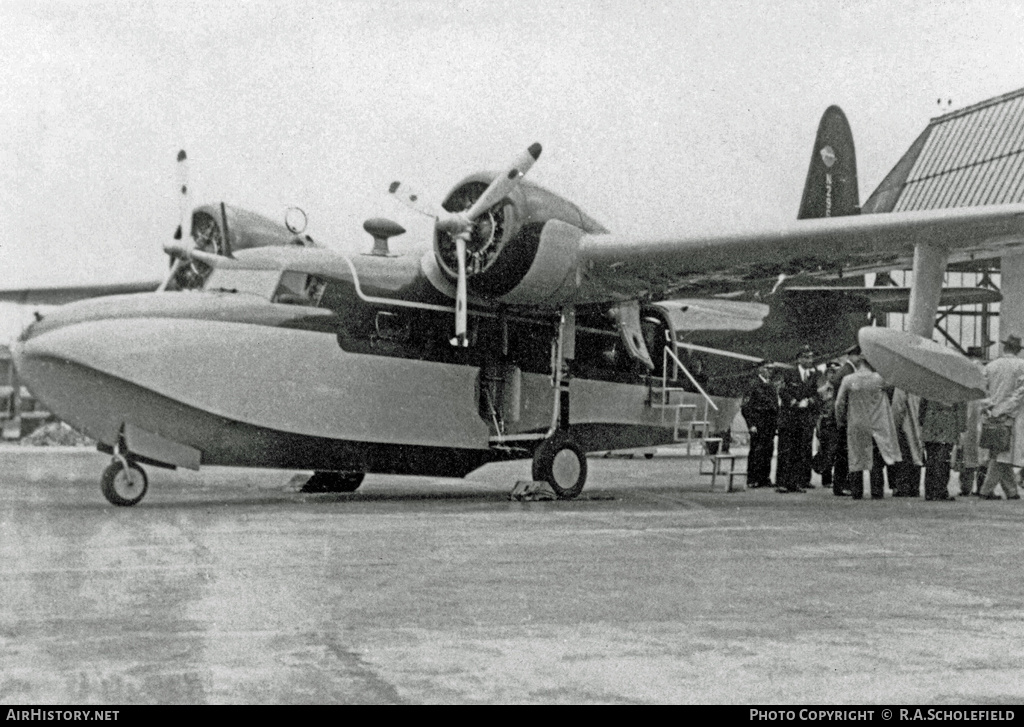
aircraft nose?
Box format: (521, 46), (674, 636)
(13, 318), (103, 400)
(11, 323), (79, 406)
(10, 320), (134, 447)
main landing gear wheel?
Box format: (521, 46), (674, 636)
(100, 461), (149, 507)
(532, 432), (587, 500)
(301, 471), (365, 493)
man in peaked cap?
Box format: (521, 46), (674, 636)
(742, 363), (780, 488)
(776, 345), (821, 493)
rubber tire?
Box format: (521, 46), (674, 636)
(302, 471), (365, 493)
(532, 432), (587, 499)
(100, 461), (149, 507)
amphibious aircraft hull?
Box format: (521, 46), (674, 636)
(13, 305), (734, 475)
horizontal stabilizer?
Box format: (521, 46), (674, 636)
(781, 286), (1000, 313)
(659, 299), (770, 332)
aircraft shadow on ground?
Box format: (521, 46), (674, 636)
(54, 486), (625, 511)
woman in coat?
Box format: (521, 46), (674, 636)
(835, 357), (901, 499)
(918, 398), (966, 501)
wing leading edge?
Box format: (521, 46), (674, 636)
(575, 204), (1024, 302)
(0, 281), (163, 306)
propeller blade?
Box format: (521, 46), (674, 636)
(464, 142), (541, 221)
(452, 233), (469, 346)
(219, 201), (232, 257)
(393, 143), (542, 348)
(173, 149), (190, 241)
(164, 149), (192, 292)
(388, 181), (445, 219)
(157, 258), (185, 293)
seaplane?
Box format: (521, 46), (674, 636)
(6, 107), (1020, 506)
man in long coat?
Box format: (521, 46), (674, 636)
(979, 334), (1024, 500)
(742, 364), (779, 488)
(776, 346), (821, 493)
(835, 357), (901, 499)
(958, 346), (989, 496)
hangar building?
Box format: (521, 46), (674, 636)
(863, 86), (1024, 355)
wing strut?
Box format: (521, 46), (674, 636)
(905, 243), (948, 338)
(860, 242), (985, 401)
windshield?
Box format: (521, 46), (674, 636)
(203, 268), (283, 299)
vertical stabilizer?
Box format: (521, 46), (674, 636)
(798, 105), (860, 219)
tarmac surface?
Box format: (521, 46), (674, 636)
(1, 445), (1023, 705)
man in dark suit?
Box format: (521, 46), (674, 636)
(826, 356), (857, 496)
(776, 346), (821, 493)
(742, 364), (779, 488)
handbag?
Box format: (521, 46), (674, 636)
(980, 420), (1012, 453)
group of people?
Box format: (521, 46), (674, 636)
(741, 335), (1024, 501)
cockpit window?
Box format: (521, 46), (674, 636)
(203, 268), (283, 298)
(203, 267), (331, 308)
(272, 271), (306, 303)
(305, 276), (326, 306)
(272, 271), (326, 306)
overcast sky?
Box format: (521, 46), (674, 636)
(1, 0), (1022, 340)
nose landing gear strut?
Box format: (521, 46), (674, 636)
(100, 444), (149, 507)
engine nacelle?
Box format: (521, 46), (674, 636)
(169, 204), (316, 291)
(190, 204), (314, 257)
(432, 174), (607, 306)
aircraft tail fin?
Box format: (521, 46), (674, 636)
(797, 105), (860, 219)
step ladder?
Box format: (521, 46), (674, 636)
(698, 438), (748, 492)
(2, 416), (20, 441)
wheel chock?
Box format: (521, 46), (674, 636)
(509, 480), (557, 501)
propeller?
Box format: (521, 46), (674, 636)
(173, 149), (190, 241)
(159, 149), (192, 291)
(389, 142), (542, 346)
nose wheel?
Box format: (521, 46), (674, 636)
(532, 432), (587, 499)
(100, 460), (149, 507)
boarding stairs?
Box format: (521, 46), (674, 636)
(648, 346), (746, 491)
(649, 346), (718, 454)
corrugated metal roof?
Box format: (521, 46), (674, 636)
(863, 86), (1024, 213)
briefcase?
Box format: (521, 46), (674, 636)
(980, 422), (1012, 453)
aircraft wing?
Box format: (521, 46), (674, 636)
(577, 204), (1024, 301)
(0, 281), (162, 306)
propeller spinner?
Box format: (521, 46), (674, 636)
(389, 142), (542, 346)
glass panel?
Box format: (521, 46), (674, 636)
(203, 268), (283, 299)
